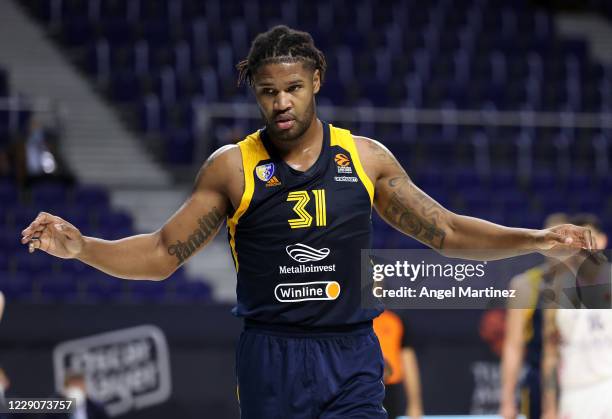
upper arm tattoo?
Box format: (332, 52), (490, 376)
(167, 207), (224, 265)
(366, 139), (396, 166)
(382, 175), (447, 250)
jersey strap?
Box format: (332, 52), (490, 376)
(523, 267), (544, 342)
(329, 124), (375, 203)
(227, 131), (270, 271)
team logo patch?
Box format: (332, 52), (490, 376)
(255, 163), (275, 182)
(286, 243), (330, 262)
(334, 153), (351, 167)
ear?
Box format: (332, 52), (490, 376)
(312, 69), (321, 94)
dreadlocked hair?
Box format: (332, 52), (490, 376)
(236, 25), (327, 87)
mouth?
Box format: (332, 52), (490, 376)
(274, 115), (295, 130)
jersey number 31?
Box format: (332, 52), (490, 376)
(287, 189), (327, 229)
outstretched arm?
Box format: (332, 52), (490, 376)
(356, 137), (593, 260)
(21, 145), (241, 280)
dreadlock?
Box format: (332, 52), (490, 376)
(236, 25), (327, 87)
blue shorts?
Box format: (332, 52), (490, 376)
(235, 321), (387, 419)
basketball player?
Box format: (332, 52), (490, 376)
(21, 26), (594, 418)
(541, 214), (609, 419)
(500, 213), (569, 419)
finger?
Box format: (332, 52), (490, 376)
(21, 226), (47, 242)
(25, 212), (57, 230)
(23, 220), (50, 233)
(28, 238), (41, 253)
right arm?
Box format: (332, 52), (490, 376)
(500, 273), (536, 419)
(402, 346), (423, 418)
(21, 145), (242, 280)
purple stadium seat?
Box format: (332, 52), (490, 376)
(14, 250), (55, 275)
(1, 272), (34, 301)
(0, 181), (18, 203)
(73, 185), (110, 210)
(126, 279), (169, 302)
(84, 272), (124, 302)
(174, 280), (212, 302)
(31, 183), (69, 207)
(37, 272), (79, 302)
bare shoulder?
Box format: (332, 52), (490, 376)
(353, 135), (403, 182)
(193, 144), (243, 196)
(353, 135), (395, 161)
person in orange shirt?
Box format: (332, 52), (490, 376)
(374, 310), (423, 419)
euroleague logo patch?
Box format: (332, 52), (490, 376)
(334, 153), (351, 167)
(255, 163), (275, 182)
(335, 153), (353, 174)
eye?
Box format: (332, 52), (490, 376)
(288, 85), (302, 92)
(261, 88), (275, 95)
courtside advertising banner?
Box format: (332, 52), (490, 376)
(52, 325), (172, 417)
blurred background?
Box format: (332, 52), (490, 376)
(0, 0), (610, 417)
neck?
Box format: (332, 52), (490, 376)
(268, 116), (323, 158)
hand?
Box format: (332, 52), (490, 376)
(535, 223), (594, 260)
(21, 212), (84, 259)
(499, 401), (518, 419)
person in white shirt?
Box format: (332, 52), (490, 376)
(542, 214), (610, 419)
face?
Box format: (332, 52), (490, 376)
(252, 61), (320, 142)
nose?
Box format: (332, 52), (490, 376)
(273, 91), (292, 112)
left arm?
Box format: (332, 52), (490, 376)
(355, 137), (592, 260)
(541, 308), (560, 419)
(402, 346), (423, 418)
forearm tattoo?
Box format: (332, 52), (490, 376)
(383, 175), (446, 249)
(167, 207), (224, 265)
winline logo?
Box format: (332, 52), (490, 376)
(275, 281), (341, 302)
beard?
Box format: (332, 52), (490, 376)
(263, 100), (315, 142)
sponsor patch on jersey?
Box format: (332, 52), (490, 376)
(286, 243), (330, 262)
(266, 175), (281, 187)
(275, 281), (341, 302)
(334, 176), (359, 182)
(255, 163), (275, 182)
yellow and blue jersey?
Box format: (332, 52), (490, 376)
(227, 122), (383, 328)
(520, 267), (547, 419)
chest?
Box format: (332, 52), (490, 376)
(240, 149), (371, 233)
